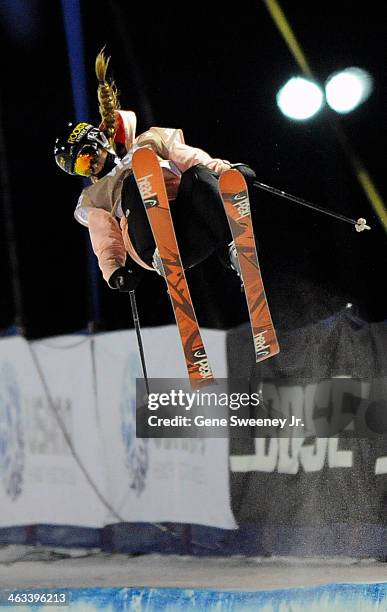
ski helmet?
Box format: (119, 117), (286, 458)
(54, 121), (110, 176)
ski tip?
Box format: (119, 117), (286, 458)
(219, 168), (248, 193)
(132, 146), (158, 166)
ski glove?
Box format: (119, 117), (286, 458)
(230, 163), (256, 186)
(108, 265), (144, 292)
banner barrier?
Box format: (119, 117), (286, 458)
(0, 327), (235, 532)
(0, 336), (105, 528)
(227, 313), (387, 556)
(94, 328), (235, 528)
(1, 313), (387, 557)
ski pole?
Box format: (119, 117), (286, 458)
(252, 180), (371, 232)
(129, 290), (150, 397)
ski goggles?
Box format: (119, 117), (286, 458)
(73, 145), (98, 177)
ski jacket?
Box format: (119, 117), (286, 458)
(74, 110), (231, 280)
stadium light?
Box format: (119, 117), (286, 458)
(325, 67), (373, 114)
(276, 77), (324, 120)
(277, 68), (373, 121)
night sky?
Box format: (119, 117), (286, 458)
(0, 0), (386, 340)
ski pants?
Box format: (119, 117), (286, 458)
(121, 164), (232, 269)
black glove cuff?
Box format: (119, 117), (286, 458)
(231, 163), (256, 184)
(108, 268), (125, 290)
(108, 264), (144, 292)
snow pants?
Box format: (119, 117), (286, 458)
(121, 164), (232, 269)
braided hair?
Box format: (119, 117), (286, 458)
(95, 47), (120, 147)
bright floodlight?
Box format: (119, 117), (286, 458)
(325, 67), (373, 113)
(277, 77), (324, 120)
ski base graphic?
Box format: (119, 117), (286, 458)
(132, 147), (215, 386)
(219, 169), (280, 362)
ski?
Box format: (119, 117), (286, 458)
(132, 147), (214, 386)
(219, 169), (280, 362)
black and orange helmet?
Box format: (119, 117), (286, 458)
(54, 121), (110, 176)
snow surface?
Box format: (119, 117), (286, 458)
(0, 546), (386, 590)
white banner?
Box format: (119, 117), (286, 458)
(0, 328), (236, 530)
(0, 335), (106, 528)
(95, 326), (236, 529)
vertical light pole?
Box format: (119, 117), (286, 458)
(60, 0), (101, 329)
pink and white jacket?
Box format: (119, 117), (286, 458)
(74, 110), (231, 281)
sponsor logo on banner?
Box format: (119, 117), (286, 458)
(230, 378), (387, 474)
(28, 397), (72, 456)
(120, 354), (148, 495)
(137, 174), (159, 208)
(0, 363), (24, 500)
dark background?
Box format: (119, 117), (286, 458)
(0, 0), (385, 339)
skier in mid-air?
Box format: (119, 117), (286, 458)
(54, 50), (256, 293)
(54, 50), (370, 379)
